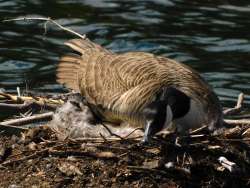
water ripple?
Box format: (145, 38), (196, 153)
(1, 0), (250, 108)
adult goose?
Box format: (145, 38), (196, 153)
(56, 38), (223, 142)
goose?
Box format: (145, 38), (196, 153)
(56, 38), (223, 142)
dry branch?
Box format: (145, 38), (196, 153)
(0, 124), (27, 136)
(224, 119), (250, 125)
(49, 149), (117, 159)
(189, 125), (208, 134)
(223, 93), (244, 116)
(0, 101), (54, 115)
(0, 147), (49, 167)
(127, 165), (167, 174)
(3, 17), (86, 39)
(0, 92), (64, 106)
(0, 143), (65, 167)
(0, 112), (53, 126)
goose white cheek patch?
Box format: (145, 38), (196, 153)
(174, 99), (205, 133)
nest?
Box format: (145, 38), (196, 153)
(0, 91), (249, 187)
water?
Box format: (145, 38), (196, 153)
(1, 0), (250, 108)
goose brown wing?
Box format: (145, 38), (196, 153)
(57, 40), (167, 116)
(80, 52), (164, 111)
(57, 39), (142, 107)
(106, 52), (169, 112)
(108, 52), (220, 117)
(58, 39), (208, 116)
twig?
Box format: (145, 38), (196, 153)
(95, 145), (128, 151)
(0, 101), (56, 114)
(231, 114), (250, 119)
(0, 124), (27, 136)
(175, 137), (182, 147)
(127, 165), (167, 174)
(16, 87), (21, 98)
(189, 125), (208, 134)
(71, 137), (122, 142)
(188, 134), (205, 138)
(224, 119), (250, 125)
(242, 128), (250, 137)
(100, 123), (124, 140)
(71, 136), (140, 143)
(0, 92), (64, 106)
(0, 143), (65, 167)
(3, 17), (86, 39)
(48, 149), (117, 159)
(0, 112), (53, 126)
(99, 133), (108, 142)
(189, 140), (210, 146)
(223, 126), (241, 138)
(61, 139), (128, 151)
(223, 93), (244, 116)
(217, 138), (250, 142)
(0, 147), (49, 167)
(123, 127), (143, 139)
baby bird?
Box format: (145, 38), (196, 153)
(56, 38), (223, 142)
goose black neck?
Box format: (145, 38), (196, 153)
(160, 87), (191, 119)
(142, 87), (191, 138)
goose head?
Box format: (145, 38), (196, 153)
(142, 86), (223, 143)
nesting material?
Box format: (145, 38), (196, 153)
(49, 98), (143, 140)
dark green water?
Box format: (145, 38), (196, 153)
(1, 0), (250, 108)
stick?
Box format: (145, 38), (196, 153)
(127, 165), (167, 174)
(0, 124), (27, 136)
(223, 93), (244, 116)
(217, 138), (250, 141)
(0, 92), (64, 105)
(3, 17), (86, 39)
(189, 125), (208, 134)
(0, 148), (49, 167)
(224, 119), (250, 125)
(0, 101), (57, 114)
(123, 128), (143, 139)
(48, 149), (117, 159)
(231, 114), (250, 119)
(71, 136), (141, 143)
(0, 143), (65, 167)
(0, 112), (53, 126)
(100, 123), (124, 140)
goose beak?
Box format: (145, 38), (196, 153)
(142, 120), (153, 143)
(141, 105), (173, 143)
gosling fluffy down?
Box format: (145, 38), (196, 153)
(49, 97), (143, 140)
